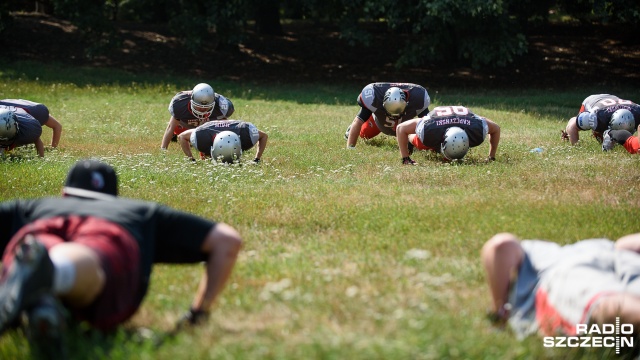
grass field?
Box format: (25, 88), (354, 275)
(1, 61), (639, 359)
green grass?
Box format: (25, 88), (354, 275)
(1, 61), (640, 359)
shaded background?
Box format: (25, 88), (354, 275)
(1, 0), (639, 89)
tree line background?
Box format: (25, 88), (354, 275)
(2, 0), (639, 69)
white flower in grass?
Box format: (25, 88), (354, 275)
(259, 278), (292, 301)
(405, 248), (430, 260)
(345, 286), (359, 298)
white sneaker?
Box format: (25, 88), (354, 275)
(602, 130), (615, 151)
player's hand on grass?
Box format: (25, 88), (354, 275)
(560, 130), (569, 141)
(402, 157), (416, 165)
(175, 308), (209, 329)
(592, 130), (603, 143)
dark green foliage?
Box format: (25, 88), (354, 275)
(0, 2), (12, 37)
(4, 0), (640, 67)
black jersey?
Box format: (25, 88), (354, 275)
(0, 197), (217, 299)
(0, 99), (50, 125)
(168, 91), (235, 128)
(0, 110), (42, 148)
(356, 82), (430, 136)
(416, 106), (487, 149)
(579, 94), (618, 114)
(586, 97), (640, 133)
(192, 120), (259, 153)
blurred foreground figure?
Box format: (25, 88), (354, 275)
(0, 159), (242, 357)
(482, 232), (640, 344)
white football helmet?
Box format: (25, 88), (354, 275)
(190, 83), (216, 120)
(211, 131), (242, 163)
(440, 127), (469, 160)
(610, 109), (634, 131)
(383, 87), (407, 120)
(0, 109), (18, 142)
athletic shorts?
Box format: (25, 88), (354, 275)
(3, 215), (141, 331)
(174, 124), (187, 135)
(623, 136), (640, 154)
(359, 116), (382, 139)
(411, 136), (437, 152)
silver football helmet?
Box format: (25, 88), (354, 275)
(576, 112), (596, 131)
(211, 131), (242, 163)
(440, 127), (469, 160)
(610, 109), (634, 131)
(383, 87), (407, 120)
(190, 83), (216, 120)
(0, 109), (18, 142)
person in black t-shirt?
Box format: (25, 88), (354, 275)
(0, 159), (242, 352)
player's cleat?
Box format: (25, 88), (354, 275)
(601, 130), (615, 151)
(24, 294), (68, 360)
(344, 125), (351, 141)
(171, 134), (178, 142)
(0, 235), (54, 335)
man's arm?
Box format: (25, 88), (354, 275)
(161, 117), (179, 149)
(346, 117), (363, 148)
(565, 117), (580, 145)
(190, 223), (242, 313)
(614, 233), (640, 253)
(254, 130), (268, 160)
(481, 233), (525, 320)
(34, 137), (45, 157)
(485, 118), (501, 159)
(44, 115), (62, 148)
(177, 129), (196, 160)
(396, 118), (419, 159)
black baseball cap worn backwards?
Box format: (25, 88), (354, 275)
(62, 159), (118, 200)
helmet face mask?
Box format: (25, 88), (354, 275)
(610, 109), (634, 132)
(440, 127), (469, 161)
(211, 131), (242, 163)
(0, 109), (18, 142)
(190, 83), (216, 120)
(383, 87), (407, 121)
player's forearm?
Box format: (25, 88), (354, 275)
(255, 133), (268, 160)
(566, 119), (580, 145)
(35, 138), (45, 157)
(161, 130), (173, 149)
(161, 119), (177, 149)
(346, 118), (362, 148)
(47, 116), (62, 147)
(192, 224), (242, 311)
(489, 132), (500, 158)
(178, 137), (194, 159)
(398, 133), (410, 158)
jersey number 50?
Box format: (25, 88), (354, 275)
(434, 106), (469, 116)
